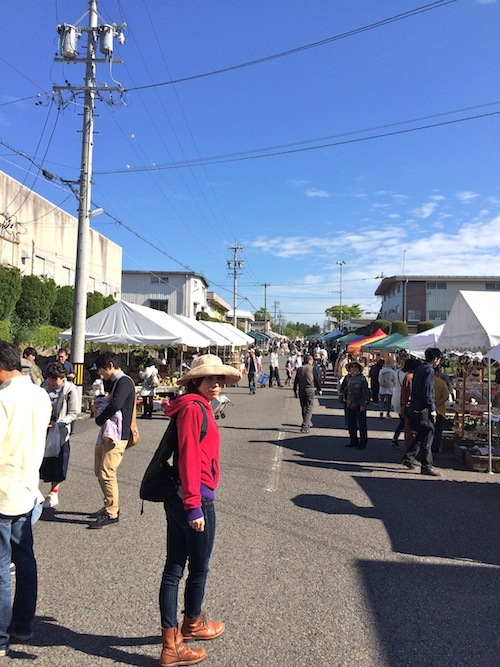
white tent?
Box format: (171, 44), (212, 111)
(438, 291), (500, 474)
(438, 291), (500, 352)
(171, 315), (234, 347)
(59, 301), (211, 348)
(408, 324), (444, 355)
(201, 321), (253, 346)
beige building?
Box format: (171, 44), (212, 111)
(0, 170), (121, 296)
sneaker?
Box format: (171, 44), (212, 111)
(401, 456), (416, 469)
(0, 647), (9, 657)
(88, 513), (119, 529)
(43, 492), (59, 509)
(391, 438), (399, 448)
(87, 507), (107, 518)
(421, 466), (441, 477)
(379, 413), (384, 419)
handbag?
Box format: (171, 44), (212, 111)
(45, 425), (61, 458)
(151, 372), (160, 388)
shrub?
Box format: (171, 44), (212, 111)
(417, 321), (436, 333)
(392, 320), (409, 336)
(0, 266), (21, 320)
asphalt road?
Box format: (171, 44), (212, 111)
(5, 371), (499, 667)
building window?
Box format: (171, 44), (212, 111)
(485, 283), (500, 291)
(150, 299), (168, 312)
(34, 255), (55, 278)
(427, 282), (447, 290)
(151, 276), (168, 284)
(407, 309), (421, 322)
(429, 310), (449, 321)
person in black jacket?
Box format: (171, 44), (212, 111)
(89, 352), (136, 528)
(402, 347), (443, 476)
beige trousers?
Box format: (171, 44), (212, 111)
(94, 438), (128, 519)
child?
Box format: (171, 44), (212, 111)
(285, 357), (293, 386)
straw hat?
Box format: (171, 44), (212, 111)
(177, 353), (241, 386)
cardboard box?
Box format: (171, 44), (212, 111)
(464, 450), (500, 473)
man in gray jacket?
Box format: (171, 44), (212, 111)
(293, 355), (322, 433)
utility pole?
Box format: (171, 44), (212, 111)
(336, 260), (347, 330)
(262, 283), (270, 332)
(53, 1), (125, 407)
(273, 300), (279, 328)
(227, 244), (243, 327)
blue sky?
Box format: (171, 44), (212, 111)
(1, 0), (499, 325)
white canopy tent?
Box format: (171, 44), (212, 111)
(438, 291), (500, 474)
(171, 315), (234, 347)
(201, 321), (254, 347)
(408, 324), (444, 356)
(59, 300), (211, 348)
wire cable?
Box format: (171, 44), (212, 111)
(124, 1), (457, 92)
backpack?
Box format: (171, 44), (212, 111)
(379, 369), (394, 389)
(139, 400), (207, 504)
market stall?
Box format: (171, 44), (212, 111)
(438, 291), (500, 473)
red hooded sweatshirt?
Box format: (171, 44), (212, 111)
(164, 393), (220, 520)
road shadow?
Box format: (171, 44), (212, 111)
(292, 493), (379, 519)
(39, 509), (93, 525)
(354, 475), (500, 566)
(358, 560), (500, 667)
(8, 616), (159, 666)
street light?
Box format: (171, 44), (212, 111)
(336, 260), (347, 330)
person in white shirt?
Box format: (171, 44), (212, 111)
(269, 348), (282, 387)
(0, 341), (51, 656)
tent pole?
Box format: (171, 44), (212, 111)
(488, 358), (493, 474)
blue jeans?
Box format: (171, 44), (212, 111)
(0, 511), (37, 650)
(159, 496), (216, 628)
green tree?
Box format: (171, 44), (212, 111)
(391, 320), (408, 336)
(103, 294), (116, 309)
(369, 319), (391, 335)
(51, 285), (74, 328)
(417, 321), (436, 333)
(0, 265), (21, 320)
(86, 291), (105, 317)
(15, 274), (57, 327)
(254, 308), (273, 325)
(325, 304), (363, 322)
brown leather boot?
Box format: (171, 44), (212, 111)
(180, 613), (225, 641)
(159, 627), (207, 666)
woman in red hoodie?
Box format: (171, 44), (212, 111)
(158, 354), (241, 667)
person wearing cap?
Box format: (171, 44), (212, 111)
(338, 360), (370, 449)
(158, 354), (241, 667)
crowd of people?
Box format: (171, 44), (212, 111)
(0, 335), (468, 663)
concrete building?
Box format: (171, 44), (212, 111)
(375, 275), (500, 325)
(206, 291), (231, 321)
(121, 270), (209, 317)
(0, 170), (122, 296)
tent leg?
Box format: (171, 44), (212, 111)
(488, 359), (493, 474)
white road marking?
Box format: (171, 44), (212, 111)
(266, 431), (284, 492)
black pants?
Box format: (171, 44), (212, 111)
(407, 409), (435, 468)
(269, 366), (281, 387)
(142, 396), (153, 417)
(346, 407), (368, 447)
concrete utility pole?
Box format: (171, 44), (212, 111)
(53, 1), (125, 407)
(273, 300), (279, 327)
(262, 283), (270, 331)
(336, 260), (347, 330)
(227, 244), (243, 327)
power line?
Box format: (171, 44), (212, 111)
(124, 1), (457, 93)
(94, 107), (500, 175)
